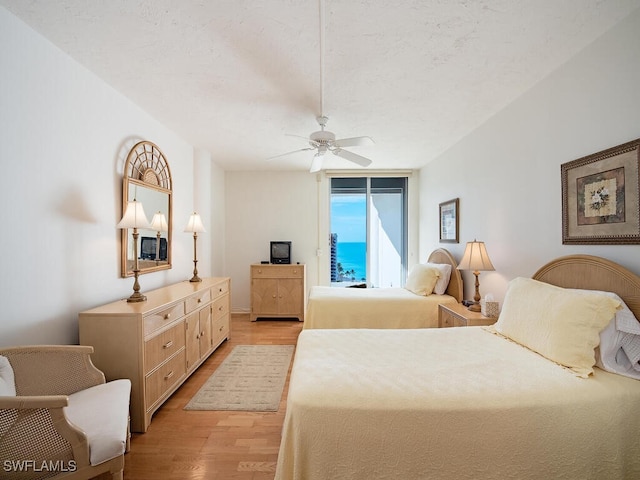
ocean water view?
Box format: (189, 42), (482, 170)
(336, 241), (366, 281)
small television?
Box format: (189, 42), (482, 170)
(270, 241), (291, 264)
(140, 236), (168, 261)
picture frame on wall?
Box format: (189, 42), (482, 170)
(561, 138), (640, 245)
(439, 198), (459, 243)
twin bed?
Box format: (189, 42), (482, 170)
(275, 254), (640, 480)
(304, 248), (463, 329)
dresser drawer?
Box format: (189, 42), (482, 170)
(145, 349), (186, 411)
(144, 302), (185, 336)
(185, 288), (211, 314)
(144, 322), (185, 373)
(251, 265), (304, 279)
(212, 314), (229, 346)
(211, 279), (230, 300)
(212, 294), (229, 321)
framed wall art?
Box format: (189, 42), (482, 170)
(561, 138), (640, 245)
(439, 198), (459, 243)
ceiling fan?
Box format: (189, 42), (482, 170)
(268, 115), (374, 173)
(267, 0), (374, 173)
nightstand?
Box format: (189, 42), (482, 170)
(438, 303), (497, 328)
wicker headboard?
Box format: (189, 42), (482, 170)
(532, 254), (640, 320)
(427, 248), (463, 303)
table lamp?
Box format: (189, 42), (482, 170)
(117, 199), (151, 302)
(184, 212), (206, 282)
(457, 240), (495, 312)
(150, 211), (168, 263)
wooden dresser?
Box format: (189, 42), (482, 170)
(79, 277), (230, 432)
(250, 264), (306, 322)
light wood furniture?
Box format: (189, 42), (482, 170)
(533, 254), (640, 318)
(250, 264), (306, 321)
(79, 277), (230, 433)
(438, 302), (496, 327)
(0, 345), (130, 480)
(120, 140), (173, 279)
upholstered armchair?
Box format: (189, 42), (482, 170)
(0, 345), (131, 480)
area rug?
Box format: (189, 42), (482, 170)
(184, 344), (295, 412)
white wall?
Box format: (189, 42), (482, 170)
(419, 8), (640, 305)
(208, 155), (227, 277)
(0, 7), (213, 346)
(191, 148), (226, 279)
(225, 171), (320, 312)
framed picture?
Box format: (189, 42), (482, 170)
(439, 198), (459, 243)
(561, 138), (640, 245)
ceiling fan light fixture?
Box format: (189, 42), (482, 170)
(310, 152), (324, 173)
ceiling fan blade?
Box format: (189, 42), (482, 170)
(309, 154), (324, 173)
(333, 148), (372, 167)
(334, 136), (375, 148)
(266, 147), (315, 161)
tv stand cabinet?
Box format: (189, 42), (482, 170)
(250, 264), (305, 322)
(79, 277), (230, 432)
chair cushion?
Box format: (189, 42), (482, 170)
(65, 379), (131, 466)
(0, 355), (16, 396)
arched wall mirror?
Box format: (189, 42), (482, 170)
(120, 141), (173, 277)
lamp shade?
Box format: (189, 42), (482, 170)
(457, 240), (495, 272)
(150, 211), (168, 232)
(184, 212), (206, 233)
(117, 200), (151, 229)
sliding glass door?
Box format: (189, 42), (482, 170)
(330, 177), (407, 287)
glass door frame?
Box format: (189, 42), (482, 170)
(318, 170), (418, 287)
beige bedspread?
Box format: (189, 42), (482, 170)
(304, 286), (458, 329)
(275, 327), (640, 480)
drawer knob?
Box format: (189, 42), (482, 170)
(272, 294), (277, 298)
(200, 330), (205, 336)
(197, 298), (202, 303)
(219, 325), (223, 332)
(163, 341), (173, 349)
(164, 313), (171, 320)
(218, 306), (223, 311)
(164, 371), (174, 381)
(219, 288), (223, 292)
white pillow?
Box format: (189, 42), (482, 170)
(423, 263), (452, 295)
(0, 355), (16, 396)
(494, 277), (620, 378)
(405, 264), (440, 296)
(579, 290), (640, 380)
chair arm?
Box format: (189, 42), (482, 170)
(0, 394), (68, 409)
(0, 395), (91, 470)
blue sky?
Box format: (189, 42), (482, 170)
(331, 195), (366, 243)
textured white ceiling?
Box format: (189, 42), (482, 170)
(2, 0), (639, 171)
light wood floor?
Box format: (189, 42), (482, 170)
(120, 314), (303, 480)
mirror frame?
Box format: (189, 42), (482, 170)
(120, 141), (173, 277)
